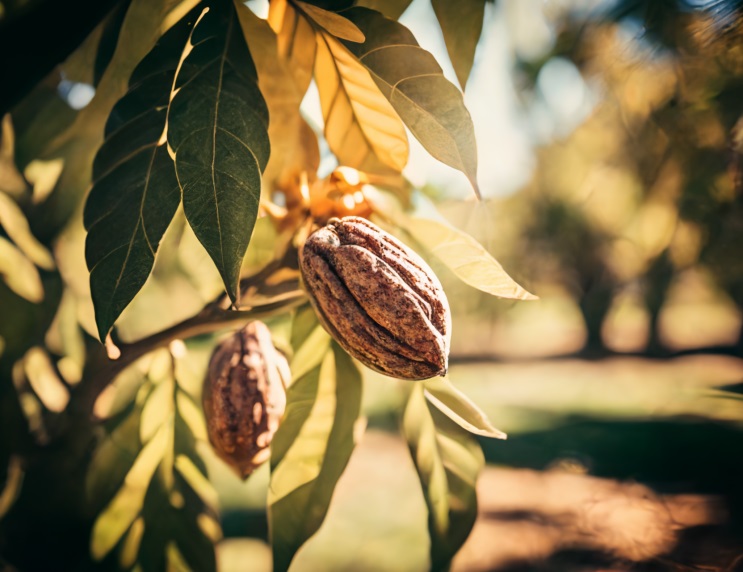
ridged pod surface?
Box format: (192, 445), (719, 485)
(300, 216), (451, 380)
(202, 321), (288, 479)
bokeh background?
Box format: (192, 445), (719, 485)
(263, 0), (743, 569)
(2, 0), (743, 570)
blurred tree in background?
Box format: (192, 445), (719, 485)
(0, 0), (742, 571)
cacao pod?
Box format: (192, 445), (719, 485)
(299, 216), (451, 380)
(202, 321), (288, 479)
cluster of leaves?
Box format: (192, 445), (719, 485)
(87, 349), (220, 571)
(267, 306), (505, 570)
(0, 0), (539, 570)
(85, 0), (488, 343)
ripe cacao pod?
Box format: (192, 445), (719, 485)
(202, 321), (288, 479)
(299, 216), (451, 380)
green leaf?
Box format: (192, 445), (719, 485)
(404, 383), (484, 570)
(83, 9), (199, 341)
(355, 0), (413, 20)
(269, 342), (363, 572)
(296, 1), (365, 42)
(432, 0), (486, 90)
(423, 376), (506, 439)
(168, 0), (270, 304)
(401, 214), (537, 301)
(341, 7), (480, 197)
(315, 30), (409, 173)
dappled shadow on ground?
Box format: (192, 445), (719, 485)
(454, 466), (741, 571)
(456, 415), (743, 572)
(479, 416), (743, 515)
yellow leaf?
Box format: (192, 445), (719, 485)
(0, 192), (54, 270)
(23, 158), (64, 205)
(24, 347), (70, 413)
(315, 32), (409, 173)
(175, 454), (219, 508)
(423, 377), (506, 439)
(404, 215), (537, 301)
(0, 115), (28, 199)
(268, 0), (316, 95)
(197, 513), (222, 543)
(119, 517), (145, 569)
(91, 422), (170, 560)
(268, 349), (336, 504)
(176, 391), (207, 441)
(140, 376), (174, 443)
(165, 541), (190, 572)
(44, 289), (85, 385)
(236, 1), (320, 191)
(0, 236), (43, 302)
(296, 1), (365, 42)
(289, 324), (330, 385)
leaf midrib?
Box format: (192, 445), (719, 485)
(209, 13), (232, 279)
(355, 43), (468, 171)
(90, 144), (159, 306)
(322, 33), (406, 169)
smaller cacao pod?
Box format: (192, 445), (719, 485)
(202, 321), (288, 479)
(299, 216), (451, 381)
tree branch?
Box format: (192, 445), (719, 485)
(70, 244), (307, 415)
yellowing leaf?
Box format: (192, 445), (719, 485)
(404, 215), (537, 301)
(0, 236), (43, 303)
(315, 32), (409, 173)
(0, 192), (54, 269)
(44, 289), (86, 385)
(166, 541), (190, 572)
(0, 115), (28, 200)
(0, 456), (23, 520)
(197, 513), (223, 544)
(88, 352), (218, 572)
(296, 1), (365, 43)
(423, 376), (505, 439)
